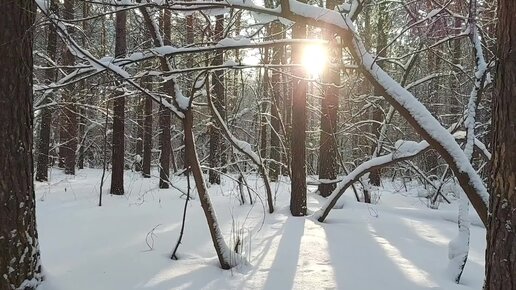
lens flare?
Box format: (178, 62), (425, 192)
(301, 45), (327, 77)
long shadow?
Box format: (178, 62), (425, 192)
(140, 261), (234, 290)
(322, 219), (428, 290)
(235, 213), (290, 289)
(368, 214), (485, 288)
(262, 217), (305, 290)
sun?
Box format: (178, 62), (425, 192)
(301, 44), (327, 78)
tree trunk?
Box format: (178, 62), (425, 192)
(159, 105), (171, 188)
(269, 23), (283, 182)
(142, 80), (153, 178)
(369, 2), (389, 187)
(317, 0), (340, 197)
(209, 15), (225, 185)
(142, 22), (153, 178)
(77, 1), (89, 171)
(0, 0), (42, 288)
(36, 0), (58, 182)
(140, 8), (178, 183)
(159, 9), (172, 189)
(290, 16), (307, 216)
(135, 98), (144, 172)
(110, 8), (127, 195)
(485, 0), (516, 288)
(60, 0), (77, 175)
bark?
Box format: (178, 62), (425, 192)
(77, 1), (89, 171)
(36, 0), (58, 182)
(260, 56), (269, 160)
(142, 78), (153, 178)
(317, 0), (339, 197)
(142, 23), (153, 178)
(282, 33), (292, 176)
(260, 42), (270, 160)
(159, 105), (171, 188)
(209, 15), (225, 185)
(369, 2), (388, 187)
(290, 10), (307, 216)
(485, 0), (516, 288)
(60, 0), (77, 175)
(135, 98), (144, 172)
(0, 0), (42, 288)
(110, 8), (127, 195)
(159, 9), (172, 189)
(269, 23), (283, 182)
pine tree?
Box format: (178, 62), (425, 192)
(0, 0), (42, 287)
(485, 0), (516, 287)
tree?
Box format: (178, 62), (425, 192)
(484, 0), (516, 287)
(317, 0), (340, 197)
(368, 1), (389, 188)
(35, 0), (58, 182)
(59, 0), (78, 175)
(158, 9), (172, 189)
(269, 23), (283, 182)
(142, 75), (153, 178)
(290, 2), (308, 216)
(209, 14), (226, 185)
(0, 0), (42, 288)
(110, 6), (127, 195)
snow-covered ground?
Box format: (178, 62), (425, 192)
(35, 169), (485, 290)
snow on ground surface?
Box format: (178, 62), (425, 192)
(36, 169), (486, 290)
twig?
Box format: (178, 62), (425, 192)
(171, 167), (191, 260)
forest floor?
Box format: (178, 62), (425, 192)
(36, 168), (486, 290)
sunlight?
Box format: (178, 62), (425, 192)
(301, 44), (327, 78)
(368, 224), (437, 287)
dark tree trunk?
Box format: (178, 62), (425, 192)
(317, 0), (339, 197)
(142, 82), (153, 178)
(290, 16), (307, 216)
(369, 2), (389, 187)
(60, 0), (77, 175)
(209, 15), (225, 185)
(140, 8), (178, 183)
(0, 0), (42, 288)
(142, 23), (153, 178)
(77, 1), (89, 171)
(135, 98), (144, 172)
(110, 8), (127, 195)
(485, 0), (516, 288)
(269, 23), (283, 182)
(159, 105), (171, 188)
(159, 9), (172, 189)
(260, 46), (270, 160)
(36, 0), (58, 182)
(282, 29), (292, 177)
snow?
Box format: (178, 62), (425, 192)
(345, 19), (489, 207)
(152, 46), (178, 56)
(223, 59), (239, 66)
(217, 37), (252, 47)
(98, 57), (131, 79)
(426, 8), (440, 19)
(287, 0), (348, 28)
(35, 170), (486, 290)
(209, 96), (262, 165)
(174, 83), (190, 110)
